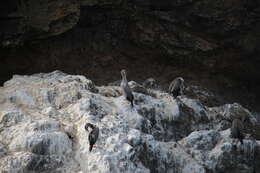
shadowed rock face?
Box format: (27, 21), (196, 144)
(1, 0), (260, 73)
(0, 71), (259, 173)
(0, 0), (80, 46)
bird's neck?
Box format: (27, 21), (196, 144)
(122, 74), (127, 83)
(86, 123), (95, 130)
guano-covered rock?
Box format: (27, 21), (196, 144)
(0, 71), (259, 173)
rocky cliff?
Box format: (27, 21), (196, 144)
(1, 0), (260, 113)
(1, 0), (260, 81)
(0, 71), (259, 173)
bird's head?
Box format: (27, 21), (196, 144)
(121, 69), (127, 79)
(85, 123), (95, 131)
(121, 69), (126, 76)
(178, 77), (184, 82)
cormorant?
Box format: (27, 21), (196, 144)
(85, 123), (99, 152)
(168, 77), (185, 98)
(231, 118), (244, 144)
(120, 69), (134, 107)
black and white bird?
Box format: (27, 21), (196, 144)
(168, 77), (185, 98)
(230, 118), (244, 144)
(120, 69), (134, 108)
(85, 123), (99, 152)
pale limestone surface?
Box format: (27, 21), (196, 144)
(0, 71), (258, 173)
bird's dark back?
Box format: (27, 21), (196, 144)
(89, 127), (99, 144)
(231, 119), (244, 139)
(169, 78), (182, 92)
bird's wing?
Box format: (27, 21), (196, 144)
(237, 120), (244, 133)
(89, 128), (99, 145)
(89, 132), (96, 145)
(122, 83), (133, 96)
(126, 86), (134, 95)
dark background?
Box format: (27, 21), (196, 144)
(1, 0), (260, 112)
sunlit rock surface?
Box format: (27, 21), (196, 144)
(0, 71), (259, 173)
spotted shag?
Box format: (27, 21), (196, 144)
(120, 69), (134, 108)
(168, 77), (185, 98)
(85, 123), (99, 152)
(231, 118), (244, 144)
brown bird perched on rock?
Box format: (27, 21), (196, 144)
(85, 123), (99, 152)
(230, 118), (244, 144)
(168, 77), (185, 98)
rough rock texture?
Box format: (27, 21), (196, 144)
(0, 71), (259, 173)
(0, 0), (80, 46)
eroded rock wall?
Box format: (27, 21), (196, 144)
(0, 71), (259, 173)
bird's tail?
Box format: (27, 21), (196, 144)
(240, 138), (243, 144)
(131, 100), (134, 108)
(89, 144), (93, 152)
